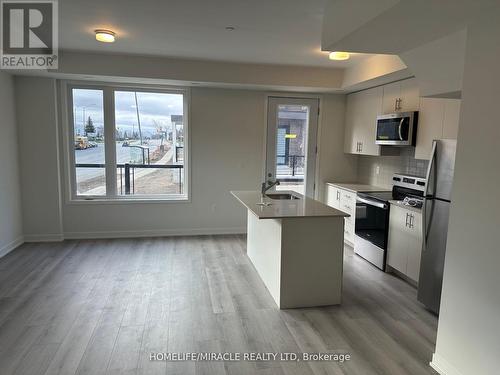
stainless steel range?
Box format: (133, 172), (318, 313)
(354, 174), (426, 270)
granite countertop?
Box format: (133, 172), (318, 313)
(326, 182), (390, 193)
(389, 200), (423, 213)
(231, 190), (349, 219)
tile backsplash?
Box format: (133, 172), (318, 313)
(357, 148), (428, 189)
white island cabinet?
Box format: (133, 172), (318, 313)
(231, 191), (348, 309)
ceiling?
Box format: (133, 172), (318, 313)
(322, 0), (495, 54)
(59, 0), (375, 68)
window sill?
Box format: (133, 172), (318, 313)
(67, 195), (190, 205)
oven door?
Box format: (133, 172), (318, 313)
(376, 112), (415, 146)
(354, 196), (390, 270)
(355, 196), (389, 250)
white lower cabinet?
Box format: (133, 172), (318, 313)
(325, 185), (341, 210)
(325, 184), (356, 245)
(387, 204), (422, 283)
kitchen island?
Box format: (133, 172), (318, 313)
(231, 190), (349, 309)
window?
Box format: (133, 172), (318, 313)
(67, 83), (188, 201)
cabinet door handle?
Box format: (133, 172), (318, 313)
(360, 142), (363, 152)
(410, 214), (415, 228)
(405, 213), (409, 227)
(395, 99), (398, 111)
(395, 98), (402, 111)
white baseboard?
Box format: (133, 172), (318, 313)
(431, 353), (464, 375)
(0, 236), (24, 258)
(10, 228), (246, 245)
(63, 227), (247, 240)
(24, 233), (65, 242)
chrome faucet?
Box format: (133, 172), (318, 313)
(261, 179), (280, 195)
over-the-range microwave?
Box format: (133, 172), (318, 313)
(376, 111), (418, 146)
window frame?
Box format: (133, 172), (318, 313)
(62, 80), (190, 203)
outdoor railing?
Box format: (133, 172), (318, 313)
(276, 155), (305, 178)
(76, 163), (184, 194)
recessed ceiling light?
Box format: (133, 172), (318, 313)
(95, 29), (116, 43)
(329, 51), (350, 61)
(225, 26), (235, 31)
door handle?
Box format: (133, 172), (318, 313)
(356, 196), (388, 209)
(405, 212), (409, 227)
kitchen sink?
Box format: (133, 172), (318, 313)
(265, 193), (300, 200)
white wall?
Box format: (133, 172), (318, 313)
(317, 94), (358, 199)
(56, 51), (345, 92)
(400, 29), (467, 97)
(62, 87), (266, 237)
(14, 78), (354, 238)
(15, 77), (63, 241)
(342, 54), (411, 92)
(431, 10), (500, 375)
(0, 72), (23, 255)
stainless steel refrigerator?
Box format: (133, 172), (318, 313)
(418, 139), (457, 314)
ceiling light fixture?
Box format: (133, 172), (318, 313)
(95, 29), (116, 43)
(329, 51), (350, 61)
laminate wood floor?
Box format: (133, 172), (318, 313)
(0, 236), (438, 375)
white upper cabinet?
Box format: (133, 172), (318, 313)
(415, 97), (461, 160)
(382, 78), (420, 114)
(415, 98), (445, 160)
(344, 86), (384, 156)
(344, 79), (420, 156)
(344, 93), (360, 154)
(400, 79), (421, 112)
(382, 81), (401, 113)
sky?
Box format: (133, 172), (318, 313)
(72, 89), (184, 137)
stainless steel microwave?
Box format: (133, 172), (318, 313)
(376, 111), (418, 146)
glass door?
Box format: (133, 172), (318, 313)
(266, 97), (319, 197)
